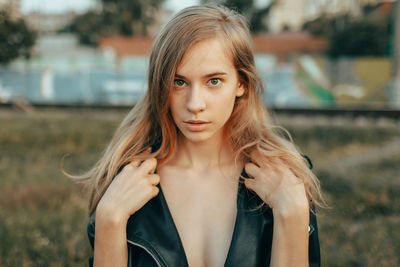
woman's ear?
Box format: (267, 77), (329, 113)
(236, 81), (245, 97)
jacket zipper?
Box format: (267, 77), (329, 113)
(127, 240), (163, 267)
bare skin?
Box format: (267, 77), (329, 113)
(156, 138), (243, 267)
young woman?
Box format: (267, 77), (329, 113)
(71, 5), (323, 267)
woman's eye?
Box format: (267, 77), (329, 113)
(174, 79), (186, 87)
(208, 78), (221, 86)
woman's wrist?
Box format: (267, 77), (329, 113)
(272, 201), (309, 223)
(96, 204), (129, 228)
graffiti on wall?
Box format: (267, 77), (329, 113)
(0, 55), (393, 108)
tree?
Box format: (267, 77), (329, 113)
(65, 0), (165, 46)
(201, 0), (275, 33)
(302, 5), (393, 57)
(66, 10), (111, 46)
(101, 0), (165, 35)
(0, 11), (36, 64)
(302, 15), (338, 38)
(328, 17), (391, 57)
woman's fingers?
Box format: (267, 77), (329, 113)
(245, 151), (309, 211)
(126, 147), (153, 169)
(245, 162), (260, 178)
(142, 147), (152, 154)
(148, 174), (160, 185)
(250, 150), (271, 169)
(139, 158), (157, 174)
(245, 152), (287, 207)
(249, 149), (264, 167)
(243, 177), (256, 190)
(128, 158), (141, 168)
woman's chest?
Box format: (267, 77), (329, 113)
(159, 170), (240, 267)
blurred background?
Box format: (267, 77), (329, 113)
(0, 0), (399, 266)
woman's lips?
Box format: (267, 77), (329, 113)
(184, 121), (210, 132)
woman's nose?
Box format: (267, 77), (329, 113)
(186, 84), (206, 113)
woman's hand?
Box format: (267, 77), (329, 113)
(244, 149), (309, 216)
(93, 155), (159, 267)
(245, 149), (310, 267)
(96, 156), (160, 224)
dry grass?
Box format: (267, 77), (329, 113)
(0, 107), (399, 266)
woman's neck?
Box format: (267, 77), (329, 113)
(168, 133), (235, 172)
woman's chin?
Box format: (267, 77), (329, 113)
(179, 131), (214, 144)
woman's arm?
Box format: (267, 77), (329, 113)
(269, 205), (309, 267)
(93, 210), (129, 267)
(244, 150), (310, 267)
(89, 157), (160, 267)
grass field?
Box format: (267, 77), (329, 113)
(0, 108), (399, 266)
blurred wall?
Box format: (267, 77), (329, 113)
(0, 55), (393, 108)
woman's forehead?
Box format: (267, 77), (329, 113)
(175, 38), (235, 77)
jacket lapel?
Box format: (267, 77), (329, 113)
(224, 175), (274, 266)
(126, 182), (189, 267)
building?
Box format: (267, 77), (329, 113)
(268, 0), (308, 32)
(24, 11), (78, 33)
(267, 0), (396, 32)
(0, 0), (21, 20)
(98, 32), (328, 60)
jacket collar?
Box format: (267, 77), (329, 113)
(126, 169), (273, 267)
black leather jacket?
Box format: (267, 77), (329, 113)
(87, 169), (321, 267)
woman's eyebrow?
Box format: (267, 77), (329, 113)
(174, 72), (227, 79)
(204, 72), (227, 78)
(174, 74), (186, 79)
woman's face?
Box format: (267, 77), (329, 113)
(169, 38), (245, 144)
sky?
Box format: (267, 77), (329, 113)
(20, 0), (200, 14)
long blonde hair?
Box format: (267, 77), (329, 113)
(63, 5), (324, 215)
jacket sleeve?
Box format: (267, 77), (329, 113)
(261, 154), (321, 266)
(87, 213), (96, 267)
(308, 209), (321, 267)
(303, 154), (321, 267)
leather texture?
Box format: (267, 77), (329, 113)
(87, 167), (321, 267)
